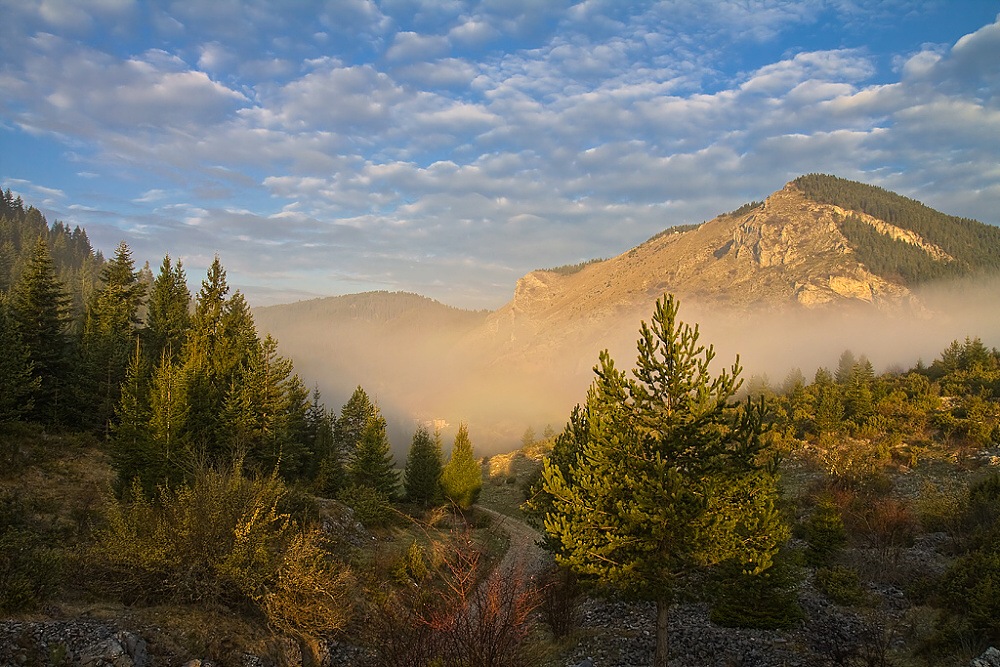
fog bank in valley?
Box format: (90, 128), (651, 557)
(256, 278), (1000, 457)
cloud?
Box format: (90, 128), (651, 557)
(386, 31), (450, 62)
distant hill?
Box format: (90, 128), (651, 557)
(257, 176), (1000, 453)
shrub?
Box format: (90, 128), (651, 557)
(93, 464), (354, 644)
(538, 566), (584, 638)
(0, 490), (63, 612)
(711, 550), (804, 630)
(804, 496), (847, 566)
(262, 529), (355, 640)
(337, 483), (394, 528)
(815, 565), (868, 606)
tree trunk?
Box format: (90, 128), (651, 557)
(654, 597), (670, 667)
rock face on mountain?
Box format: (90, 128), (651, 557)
(486, 182), (922, 344)
(256, 177), (998, 452)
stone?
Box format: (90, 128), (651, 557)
(971, 647), (1000, 667)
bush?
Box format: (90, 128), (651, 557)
(0, 490), (63, 612)
(815, 565), (868, 606)
(92, 464), (354, 644)
(337, 483), (394, 528)
(804, 496), (847, 566)
(711, 550), (804, 630)
(262, 530), (355, 641)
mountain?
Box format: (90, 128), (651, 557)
(256, 175), (1000, 453)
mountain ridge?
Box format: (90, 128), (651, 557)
(254, 175), (1000, 451)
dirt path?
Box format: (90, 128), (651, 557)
(477, 506), (553, 578)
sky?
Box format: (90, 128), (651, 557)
(2, 1), (999, 310)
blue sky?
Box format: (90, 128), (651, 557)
(2, 1), (999, 309)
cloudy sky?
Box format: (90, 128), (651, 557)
(2, 1), (998, 309)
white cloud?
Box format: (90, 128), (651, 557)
(386, 31), (450, 62)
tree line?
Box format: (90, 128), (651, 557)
(0, 195), (482, 510)
(794, 173), (1000, 283)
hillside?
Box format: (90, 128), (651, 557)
(256, 176), (1000, 452)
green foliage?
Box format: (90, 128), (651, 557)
(728, 200), (764, 217)
(95, 466), (291, 605)
(80, 240), (145, 435)
(349, 408), (399, 498)
(710, 549), (804, 630)
(335, 385), (377, 459)
(542, 257), (606, 275)
(803, 496), (847, 566)
(94, 465), (353, 643)
(0, 490), (64, 612)
(794, 173), (1000, 284)
(441, 423), (482, 509)
(144, 254), (190, 363)
(815, 565), (868, 606)
(404, 425), (443, 505)
(337, 483), (394, 528)
(9, 236), (73, 424)
(0, 297), (39, 423)
(540, 294), (787, 665)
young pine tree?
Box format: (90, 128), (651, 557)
(540, 294), (786, 667)
(349, 407), (398, 498)
(9, 236), (73, 424)
(404, 424), (444, 506)
(441, 423), (482, 509)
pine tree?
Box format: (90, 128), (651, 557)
(80, 241), (145, 436)
(540, 295), (786, 667)
(336, 386), (376, 459)
(181, 257), (245, 455)
(349, 406), (398, 498)
(145, 255), (190, 363)
(0, 296), (39, 423)
(441, 422), (481, 509)
(9, 236), (73, 424)
(111, 342), (155, 491)
(305, 388), (341, 493)
(404, 424), (443, 505)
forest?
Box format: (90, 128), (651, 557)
(2, 191), (1000, 666)
(794, 173), (1000, 284)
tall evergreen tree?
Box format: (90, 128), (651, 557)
(540, 295), (786, 667)
(305, 388), (341, 493)
(10, 237), (73, 424)
(145, 255), (191, 363)
(181, 257), (243, 454)
(441, 422), (481, 509)
(111, 342), (155, 491)
(335, 386), (376, 459)
(80, 241), (145, 435)
(349, 406), (398, 498)
(404, 424), (444, 505)
(0, 297), (39, 423)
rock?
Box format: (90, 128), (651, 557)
(972, 647), (1000, 667)
(78, 630), (148, 667)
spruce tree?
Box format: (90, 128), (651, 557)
(540, 295), (786, 667)
(441, 422), (482, 509)
(305, 388), (341, 493)
(404, 424), (444, 505)
(10, 236), (72, 424)
(0, 297), (39, 423)
(111, 342), (156, 491)
(336, 386), (376, 459)
(80, 241), (145, 435)
(145, 255), (191, 363)
(349, 406), (398, 498)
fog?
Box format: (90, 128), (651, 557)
(255, 278), (1000, 458)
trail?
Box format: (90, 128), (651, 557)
(477, 506), (553, 579)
